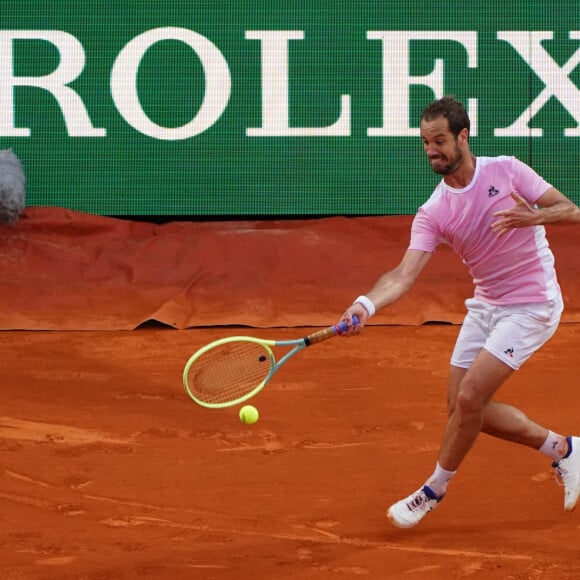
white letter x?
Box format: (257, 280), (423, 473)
(496, 31), (580, 137)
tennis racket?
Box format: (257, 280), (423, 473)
(183, 316), (358, 409)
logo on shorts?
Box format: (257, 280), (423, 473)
(504, 347), (514, 358)
(488, 186), (500, 197)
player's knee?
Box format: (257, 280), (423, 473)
(455, 387), (484, 420)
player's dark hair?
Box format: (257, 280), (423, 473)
(421, 96), (470, 140)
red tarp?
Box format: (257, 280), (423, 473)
(1, 207), (578, 330)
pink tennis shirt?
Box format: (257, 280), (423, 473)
(409, 156), (561, 305)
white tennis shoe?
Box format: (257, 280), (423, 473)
(387, 485), (443, 528)
(552, 436), (580, 511)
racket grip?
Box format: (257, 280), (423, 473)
(305, 315), (360, 346)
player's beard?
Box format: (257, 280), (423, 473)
(428, 143), (463, 176)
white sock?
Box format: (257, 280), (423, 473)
(538, 430), (568, 461)
(426, 462), (456, 497)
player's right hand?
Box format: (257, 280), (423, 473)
(339, 305), (368, 336)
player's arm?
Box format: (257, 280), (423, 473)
(491, 188), (580, 237)
(342, 249), (432, 332)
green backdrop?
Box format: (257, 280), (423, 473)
(1, 1), (579, 216)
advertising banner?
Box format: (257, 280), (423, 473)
(2, 1), (579, 215)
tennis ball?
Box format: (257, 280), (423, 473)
(239, 405), (259, 425)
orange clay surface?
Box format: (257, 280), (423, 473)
(0, 210), (579, 579)
(2, 325), (580, 579)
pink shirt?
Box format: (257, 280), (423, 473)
(409, 156), (561, 305)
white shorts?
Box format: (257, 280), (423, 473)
(450, 295), (563, 371)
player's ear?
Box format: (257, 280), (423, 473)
(458, 128), (469, 146)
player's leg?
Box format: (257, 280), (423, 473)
(449, 365), (550, 449)
(479, 398), (579, 510)
(446, 296), (575, 470)
(387, 297), (578, 528)
(482, 401), (548, 446)
(437, 348), (514, 471)
(386, 302), (500, 528)
(449, 364), (580, 512)
(387, 348), (514, 529)
(451, 299), (579, 509)
(475, 298), (579, 510)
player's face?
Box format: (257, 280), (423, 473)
(420, 117), (466, 176)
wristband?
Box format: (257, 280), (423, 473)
(354, 295), (376, 318)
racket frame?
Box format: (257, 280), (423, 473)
(183, 335), (305, 409)
(183, 317), (357, 409)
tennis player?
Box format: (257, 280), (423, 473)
(341, 96), (580, 528)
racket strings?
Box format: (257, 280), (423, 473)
(186, 341), (272, 405)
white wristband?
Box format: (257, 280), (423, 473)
(354, 295), (376, 318)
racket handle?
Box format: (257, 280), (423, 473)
(305, 315), (360, 346)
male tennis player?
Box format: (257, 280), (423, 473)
(341, 96), (580, 528)
(0, 149), (26, 224)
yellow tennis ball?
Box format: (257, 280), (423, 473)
(239, 405), (259, 425)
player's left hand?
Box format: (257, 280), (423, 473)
(491, 192), (538, 237)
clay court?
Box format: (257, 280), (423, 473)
(1, 209), (579, 579)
